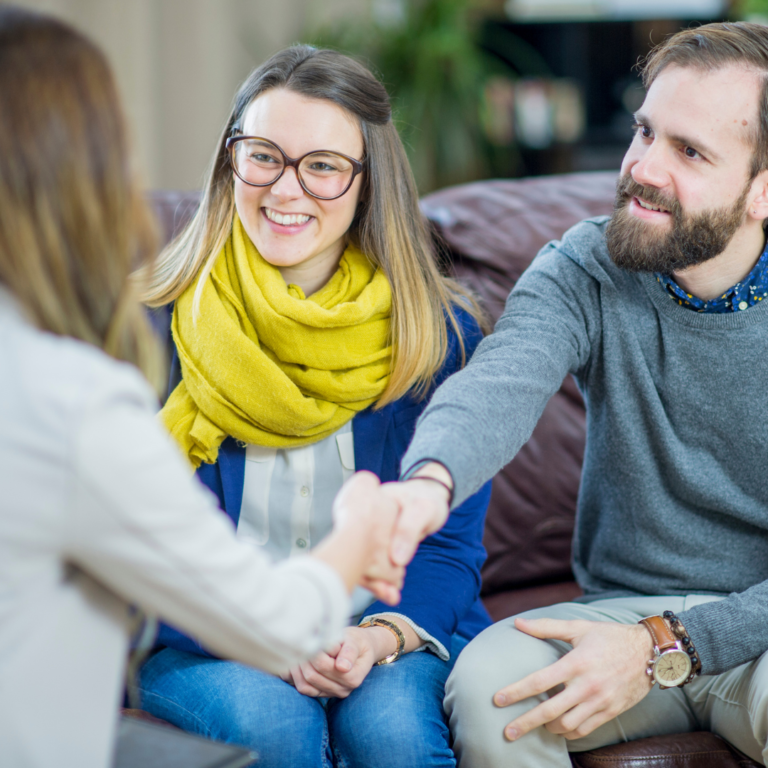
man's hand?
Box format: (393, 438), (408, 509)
(381, 463), (453, 566)
(281, 625), (394, 698)
(494, 618), (654, 742)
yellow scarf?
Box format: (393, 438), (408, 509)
(161, 215), (392, 467)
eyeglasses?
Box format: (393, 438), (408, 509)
(225, 135), (365, 201)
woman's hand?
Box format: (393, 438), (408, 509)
(281, 625), (395, 698)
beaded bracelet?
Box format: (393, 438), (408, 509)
(663, 610), (702, 682)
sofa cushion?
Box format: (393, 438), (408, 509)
(421, 172), (618, 319)
(421, 172), (617, 598)
(483, 580), (583, 623)
(147, 190), (200, 247)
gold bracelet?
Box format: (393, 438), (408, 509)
(358, 618), (405, 665)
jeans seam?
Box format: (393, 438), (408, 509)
(137, 688), (214, 738)
(321, 721), (334, 768)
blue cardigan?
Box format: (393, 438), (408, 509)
(157, 306), (492, 657)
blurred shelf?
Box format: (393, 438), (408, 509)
(480, 14), (725, 176)
(505, 0), (728, 22)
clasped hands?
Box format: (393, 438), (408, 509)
(281, 622), (401, 698)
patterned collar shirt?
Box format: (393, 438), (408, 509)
(655, 242), (768, 313)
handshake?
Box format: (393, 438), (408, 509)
(311, 467), (454, 605)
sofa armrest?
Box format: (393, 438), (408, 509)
(570, 731), (761, 768)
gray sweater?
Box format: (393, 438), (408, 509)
(403, 217), (768, 675)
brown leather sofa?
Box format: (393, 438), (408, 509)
(143, 174), (761, 767)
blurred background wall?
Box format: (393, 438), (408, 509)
(8, 0), (746, 193)
(9, 0), (374, 189)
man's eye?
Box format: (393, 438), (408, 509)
(633, 123), (652, 139)
(632, 123), (652, 139)
(684, 146), (700, 159)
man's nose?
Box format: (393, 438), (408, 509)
(270, 166), (304, 201)
(627, 142), (671, 192)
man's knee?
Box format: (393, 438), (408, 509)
(445, 618), (574, 767)
(447, 617), (565, 715)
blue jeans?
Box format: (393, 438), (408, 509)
(138, 635), (468, 768)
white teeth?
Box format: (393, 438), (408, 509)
(638, 199), (664, 212)
(265, 208), (311, 226)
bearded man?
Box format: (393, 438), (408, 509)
(376, 21), (768, 768)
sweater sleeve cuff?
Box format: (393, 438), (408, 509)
(679, 597), (762, 676)
(359, 611), (450, 661)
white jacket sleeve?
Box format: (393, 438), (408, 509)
(64, 371), (350, 675)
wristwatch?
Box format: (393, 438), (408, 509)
(639, 615), (693, 689)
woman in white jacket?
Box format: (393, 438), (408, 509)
(0, 8), (403, 768)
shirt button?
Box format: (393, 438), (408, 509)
(296, 539), (307, 548)
(300, 486), (310, 497)
(739, 301), (749, 311)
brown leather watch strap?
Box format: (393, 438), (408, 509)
(639, 615), (677, 652)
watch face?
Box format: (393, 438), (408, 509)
(653, 650), (692, 687)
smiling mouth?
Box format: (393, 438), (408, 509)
(263, 207), (312, 226)
(635, 197), (670, 214)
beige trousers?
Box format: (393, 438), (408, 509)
(445, 596), (768, 767)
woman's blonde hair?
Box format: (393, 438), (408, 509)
(0, 7), (162, 388)
(141, 45), (483, 405)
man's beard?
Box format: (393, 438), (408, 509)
(604, 174), (750, 273)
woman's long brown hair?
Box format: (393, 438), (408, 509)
(141, 45), (485, 405)
(0, 7), (162, 388)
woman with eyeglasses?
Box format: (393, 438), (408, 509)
(137, 46), (493, 768)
